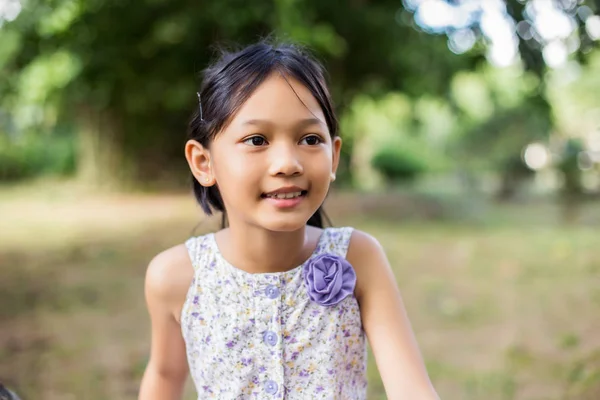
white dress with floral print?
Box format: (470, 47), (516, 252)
(181, 227), (367, 399)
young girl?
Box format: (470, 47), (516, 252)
(139, 40), (439, 400)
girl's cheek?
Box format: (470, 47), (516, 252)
(228, 156), (254, 173)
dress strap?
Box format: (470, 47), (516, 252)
(320, 226), (354, 258)
(180, 234), (211, 332)
(184, 234), (211, 272)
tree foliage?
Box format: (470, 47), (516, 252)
(0, 0), (598, 185)
(1, 0), (477, 184)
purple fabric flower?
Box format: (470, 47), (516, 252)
(303, 253), (356, 306)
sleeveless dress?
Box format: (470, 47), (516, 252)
(181, 227), (368, 399)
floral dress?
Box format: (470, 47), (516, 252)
(181, 227), (367, 399)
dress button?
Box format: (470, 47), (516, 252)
(265, 285), (280, 299)
(264, 379), (278, 395)
(263, 330), (278, 346)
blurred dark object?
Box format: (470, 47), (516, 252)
(0, 384), (21, 400)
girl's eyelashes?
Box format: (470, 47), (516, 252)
(241, 134), (325, 147)
(300, 134), (323, 146)
(242, 135), (268, 146)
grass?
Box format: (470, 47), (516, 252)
(0, 183), (599, 399)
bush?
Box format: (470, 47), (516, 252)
(0, 134), (76, 181)
(371, 146), (428, 184)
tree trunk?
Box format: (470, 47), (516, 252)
(76, 105), (130, 190)
(496, 170), (519, 201)
(560, 194), (582, 225)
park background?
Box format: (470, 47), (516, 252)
(1, 0), (600, 398)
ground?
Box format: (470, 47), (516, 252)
(0, 182), (599, 399)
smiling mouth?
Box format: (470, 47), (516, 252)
(261, 190), (308, 199)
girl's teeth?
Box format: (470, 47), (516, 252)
(268, 191), (302, 199)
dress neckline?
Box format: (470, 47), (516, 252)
(208, 227), (329, 279)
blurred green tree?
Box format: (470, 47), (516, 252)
(371, 146), (428, 185)
(0, 0), (473, 186)
(457, 95), (552, 199)
(1, 0), (598, 186)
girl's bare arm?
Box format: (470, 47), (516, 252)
(139, 246), (193, 400)
(349, 231), (440, 400)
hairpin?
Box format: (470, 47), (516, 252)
(196, 92), (204, 121)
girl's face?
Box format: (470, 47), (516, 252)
(189, 73), (341, 232)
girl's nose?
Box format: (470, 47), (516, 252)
(268, 144), (304, 176)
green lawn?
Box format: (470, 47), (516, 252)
(1, 185), (599, 399)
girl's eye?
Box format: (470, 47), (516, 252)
(243, 136), (267, 146)
(300, 135), (323, 146)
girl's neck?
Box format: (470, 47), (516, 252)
(215, 223), (321, 274)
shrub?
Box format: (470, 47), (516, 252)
(371, 146), (428, 184)
(0, 134), (76, 181)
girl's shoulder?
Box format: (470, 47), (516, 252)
(345, 228), (390, 299)
(145, 243), (195, 321)
(346, 228), (384, 256)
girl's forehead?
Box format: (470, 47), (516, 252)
(229, 73), (326, 127)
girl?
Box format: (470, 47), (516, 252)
(139, 40), (439, 400)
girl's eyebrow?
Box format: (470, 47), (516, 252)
(242, 118), (326, 130)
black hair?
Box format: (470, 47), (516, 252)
(188, 39), (337, 229)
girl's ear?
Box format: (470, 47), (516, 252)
(331, 136), (342, 181)
(185, 139), (215, 186)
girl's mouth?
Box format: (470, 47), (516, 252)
(260, 190), (308, 208)
(261, 190), (307, 199)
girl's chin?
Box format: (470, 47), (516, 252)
(255, 214), (316, 232)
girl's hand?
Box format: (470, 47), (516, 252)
(348, 231), (440, 400)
